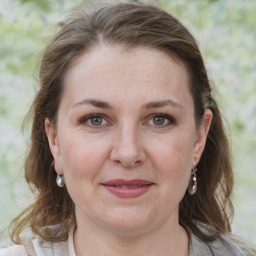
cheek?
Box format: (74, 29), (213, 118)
(151, 131), (194, 167)
(150, 133), (194, 189)
(59, 131), (111, 181)
(58, 133), (112, 206)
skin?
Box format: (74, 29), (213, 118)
(45, 44), (212, 256)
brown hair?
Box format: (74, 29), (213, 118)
(10, 1), (233, 243)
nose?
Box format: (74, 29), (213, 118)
(110, 124), (146, 168)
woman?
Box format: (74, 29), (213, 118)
(1, 1), (255, 255)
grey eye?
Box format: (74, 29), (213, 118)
(153, 117), (166, 125)
(90, 117), (103, 126)
(79, 114), (108, 128)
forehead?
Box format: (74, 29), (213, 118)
(67, 44), (187, 78)
(61, 44), (192, 109)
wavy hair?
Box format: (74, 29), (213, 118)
(10, 1), (233, 243)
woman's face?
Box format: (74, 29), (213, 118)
(46, 45), (211, 235)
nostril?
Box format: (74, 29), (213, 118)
(110, 137), (146, 168)
(115, 159), (142, 168)
(134, 160), (141, 165)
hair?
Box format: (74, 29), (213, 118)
(10, 0), (234, 244)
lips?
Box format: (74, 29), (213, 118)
(101, 179), (154, 198)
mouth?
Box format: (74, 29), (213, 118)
(101, 179), (154, 198)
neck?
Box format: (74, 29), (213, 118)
(74, 217), (189, 256)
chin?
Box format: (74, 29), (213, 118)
(99, 209), (157, 236)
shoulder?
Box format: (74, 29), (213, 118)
(191, 233), (246, 256)
(191, 221), (256, 256)
(0, 245), (28, 256)
(32, 237), (69, 256)
(227, 235), (256, 256)
(0, 232), (28, 256)
(0, 238), (69, 256)
(0, 224), (70, 256)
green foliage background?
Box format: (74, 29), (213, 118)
(0, 0), (255, 241)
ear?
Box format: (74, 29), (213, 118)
(45, 118), (62, 174)
(193, 109), (213, 163)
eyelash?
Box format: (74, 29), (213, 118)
(145, 113), (176, 128)
(79, 113), (109, 128)
(78, 113), (176, 129)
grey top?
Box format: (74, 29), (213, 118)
(191, 231), (245, 256)
(0, 222), (254, 256)
(190, 221), (246, 256)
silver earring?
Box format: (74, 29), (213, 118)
(188, 161), (197, 195)
(56, 174), (65, 187)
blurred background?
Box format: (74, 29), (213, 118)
(0, 0), (255, 242)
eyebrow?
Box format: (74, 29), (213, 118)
(72, 99), (113, 109)
(72, 98), (182, 110)
(143, 99), (183, 109)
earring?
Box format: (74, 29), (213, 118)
(188, 161), (197, 195)
(52, 160), (65, 187)
(56, 174), (65, 187)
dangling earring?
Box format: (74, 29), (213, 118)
(52, 160), (65, 187)
(188, 161), (197, 195)
(56, 174), (65, 187)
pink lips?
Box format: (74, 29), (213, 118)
(102, 179), (154, 198)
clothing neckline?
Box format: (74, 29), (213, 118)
(67, 225), (193, 256)
(68, 225), (76, 256)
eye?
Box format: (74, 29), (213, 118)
(152, 116), (168, 126)
(90, 116), (104, 126)
(146, 114), (176, 128)
(79, 114), (108, 128)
